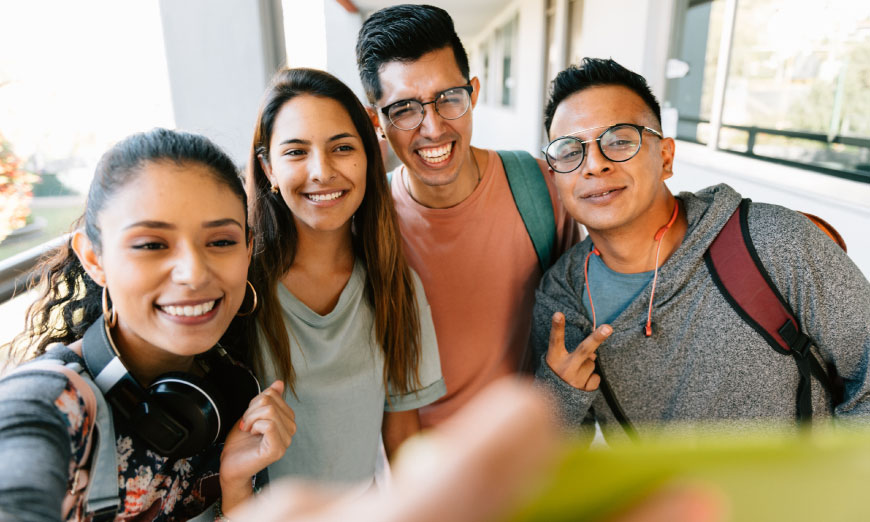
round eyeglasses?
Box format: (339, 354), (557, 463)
(542, 123), (664, 174)
(380, 85), (473, 131)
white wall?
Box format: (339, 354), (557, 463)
(565, 0), (675, 102)
(286, 0), (365, 102)
(468, 0), (547, 154)
(467, 0), (676, 155)
(158, 0), (285, 164)
(323, 1), (366, 101)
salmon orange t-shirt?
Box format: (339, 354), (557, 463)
(390, 149), (581, 427)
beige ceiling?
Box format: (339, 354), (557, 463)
(350, 0), (509, 39)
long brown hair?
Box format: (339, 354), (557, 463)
(4, 129), (258, 367)
(247, 68), (422, 395)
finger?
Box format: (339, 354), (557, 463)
(242, 402), (297, 440)
(247, 383), (294, 422)
(570, 359), (596, 387)
(547, 312), (567, 356)
(249, 417), (294, 451)
(584, 372), (600, 392)
(267, 379), (284, 395)
(575, 324), (612, 359)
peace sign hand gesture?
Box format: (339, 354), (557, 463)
(545, 312), (612, 391)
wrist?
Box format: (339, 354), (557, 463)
(219, 476), (254, 513)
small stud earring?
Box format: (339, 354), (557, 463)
(271, 185), (279, 194)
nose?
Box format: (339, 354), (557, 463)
(417, 104), (447, 139)
(309, 149), (337, 183)
(580, 139), (613, 178)
(172, 243), (211, 290)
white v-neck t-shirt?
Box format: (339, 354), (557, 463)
(262, 260), (446, 485)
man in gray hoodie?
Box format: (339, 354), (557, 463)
(533, 57), (870, 441)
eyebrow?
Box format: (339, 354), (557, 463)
(277, 133), (358, 146)
(124, 218), (244, 230)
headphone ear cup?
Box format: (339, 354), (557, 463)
(148, 372), (222, 458)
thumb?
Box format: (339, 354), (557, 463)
(267, 380), (285, 395)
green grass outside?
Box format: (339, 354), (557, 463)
(0, 201), (84, 261)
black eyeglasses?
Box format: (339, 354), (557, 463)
(542, 123), (663, 173)
(380, 85), (473, 131)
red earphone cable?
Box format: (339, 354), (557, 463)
(645, 200), (680, 336)
(584, 200), (680, 337)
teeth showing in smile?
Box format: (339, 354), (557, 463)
(585, 189), (617, 198)
(161, 300), (216, 317)
(416, 142), (452, 163)
(307, 191), (345, 202)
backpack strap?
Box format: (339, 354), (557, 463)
(12, 358), (121, 520)
(704, 199), (834, 422)
(497, 150), (557, 272)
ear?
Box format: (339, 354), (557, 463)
(470, 76), (481, 109)
(258, 153), (275, 186)
(366, 106), (385, 140)
(660, 137), (676, 181)
(71, 229), (106, 287)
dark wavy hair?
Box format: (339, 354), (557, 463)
(356, 3), (469, 103)
(246, 67), (422, 395)
(4, 128), (257, 366)
(544, 57), (662, 133)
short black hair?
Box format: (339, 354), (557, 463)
(544, 58), (662, 134)
(356, 4), (469, 104)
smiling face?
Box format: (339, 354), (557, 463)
(373, 46), (479, 188)
(548, 85), (675, 236)
(77, 161), (251, 368)
(263, 94), (367, 237)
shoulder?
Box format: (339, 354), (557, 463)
(744, 201), (840, 260)
(538, 239), (592, 299)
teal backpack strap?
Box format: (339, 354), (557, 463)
(497, 150), (557, 272)
(387, 170), (393, 184)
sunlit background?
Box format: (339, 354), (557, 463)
(2, 0), (869, 347)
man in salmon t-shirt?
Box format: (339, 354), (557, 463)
(355, 4), (581, 427)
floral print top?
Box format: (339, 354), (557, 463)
(57, 366), (222, 521)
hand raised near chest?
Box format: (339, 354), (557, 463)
(545, 312), (612, 391)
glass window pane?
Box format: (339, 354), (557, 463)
(666, 0), (725, 145)
(0, 0), (174, 261)
(721, 0), (870, 178)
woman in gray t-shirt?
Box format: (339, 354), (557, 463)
(247, 68), (446, 487)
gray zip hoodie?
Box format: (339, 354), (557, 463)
(532, 184), (870, 442)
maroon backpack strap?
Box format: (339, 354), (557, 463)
(704, 199), (833, 421)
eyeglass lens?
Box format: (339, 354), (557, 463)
(546, 124), (643, 173)
(388, 87), (471, 130)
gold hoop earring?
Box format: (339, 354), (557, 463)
(270, 185), (279, 194)
(236, 280), (258, 316)
(102, 286), (117, 328)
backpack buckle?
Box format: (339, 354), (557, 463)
(779, 319), (811, 359)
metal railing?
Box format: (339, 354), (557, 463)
(0, 234), (69, 304)
(677, 116), (870, 184)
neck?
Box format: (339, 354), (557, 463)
(281, 222), (356, 315)
(288, 223), (355, 276)
(109, 325), (196, 386)
(588, 193), (687, 274)
(405, 147), (485, 209)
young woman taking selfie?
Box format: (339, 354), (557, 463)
(247, 68), (445, 489)
(0, 129), (295, 520)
